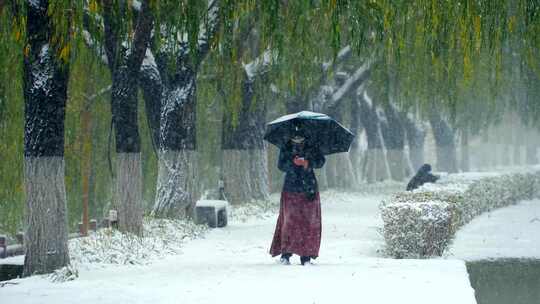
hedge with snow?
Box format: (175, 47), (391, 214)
(380, 171), (540, 258)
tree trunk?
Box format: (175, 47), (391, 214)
(334, 153), (357, 188)
(285, 95), (311, 113)
(153, 73), (199, 216)
(460, 128), (470, 172)
(22, 1), (70, 276)
(221, 79), (269, 204)
(526, 143), (538, 165)
(80, 103), (92, 236)
(139, 50), (162, 150)
(513, 122), (523, 166)
(379, 104), (407, 181)
(524, 127), (539, 165)
(110, 68), (144, 234)
(150, 2), (218, 216)
(249, 148), (270, 200)
(326, 106), (357, 188)
(115, 153), (143, 235)
(402, 112), (426, 172)
(324, 156), (338, 188)
(23, 158), (70, 276)
(154, 150), (198, 217)
(267, 145), (282, 193)
(315, 168), (328, 191)
(478, 130), (490, 170)
(428, 106), (458, 173)
(358, 92), (389, 183)
(102, 0), (153, 235)
(349, 94), (362, 181)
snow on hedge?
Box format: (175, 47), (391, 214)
(381, 171), (540, 258)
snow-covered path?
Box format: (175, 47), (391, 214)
(2, 192), (476, 304)
(446, 199), (540, 261)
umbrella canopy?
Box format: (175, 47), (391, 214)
(263, 111), (354, 155)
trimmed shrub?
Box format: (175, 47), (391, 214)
(381, 172), (540, 258)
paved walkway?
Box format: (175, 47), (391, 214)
(446, 199), (540, 261)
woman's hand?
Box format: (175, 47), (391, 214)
(293, 156), (309, 169)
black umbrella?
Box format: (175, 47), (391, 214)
(263, 111), (354, 155)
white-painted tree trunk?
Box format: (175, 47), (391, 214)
(333, 152), (357, 188)
(460, 130), (471, 172)
(222, 149), (269, 204)
(315, 168), (328, 191)
(325, 155), (339, 188)
(115, 153), (144, 236)
(386, 149), (407, 181)
(248, 148), (270, 202)
(153, 150), (198, 218)
(363, 149), (390, 183)
(23, 157), (70, 276)
(267, 145), (282, 193)
(364, 149), (390, 183)
(349, 148), (363, 183)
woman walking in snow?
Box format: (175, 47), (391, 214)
(269, 132), (326, 265)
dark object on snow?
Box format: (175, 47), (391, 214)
(195, 200), (228, 228)
(0, 264), (23, 282)
(264, 111), (355, 156)
(270, 192), (322, 259)
(406, 164), (439, 191)
(300, 256), (312, 265)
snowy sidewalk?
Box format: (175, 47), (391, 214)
(1, 192), (476, 304)
(446, 199), (540, 261)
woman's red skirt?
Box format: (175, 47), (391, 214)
(269, 191), (322, 258)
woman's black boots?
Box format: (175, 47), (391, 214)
(300, 256), (311, 265)
(280, 253), (292, 265)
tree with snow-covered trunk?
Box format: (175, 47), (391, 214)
(427, 105), (458, 173)
(349, 87), (363, 180)
(401, 110), (426, 173)
(324, 105), (358, 189)
(139, 51), (163, 152)
(221, 76), (269, 204)
(378, 101), (407, 181)
(22, 0), (71, 276)
(100, 0), (154, 235)
(151, 0), (219, 218)
(219, 28), (274, 203)
(358, 91), (390, 183)
(312, 59), (373, 188)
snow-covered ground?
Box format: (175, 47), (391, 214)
(446, 199), (540, 261)
(1, 191), (476, 304)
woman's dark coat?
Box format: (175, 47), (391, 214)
(278, 143), (325, 200)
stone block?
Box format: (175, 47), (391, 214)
(195, 200), (228, 228)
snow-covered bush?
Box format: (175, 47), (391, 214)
(69, 218), (207, 266)
(381, 172), (540, 258)
(381, 201), (453, 258)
